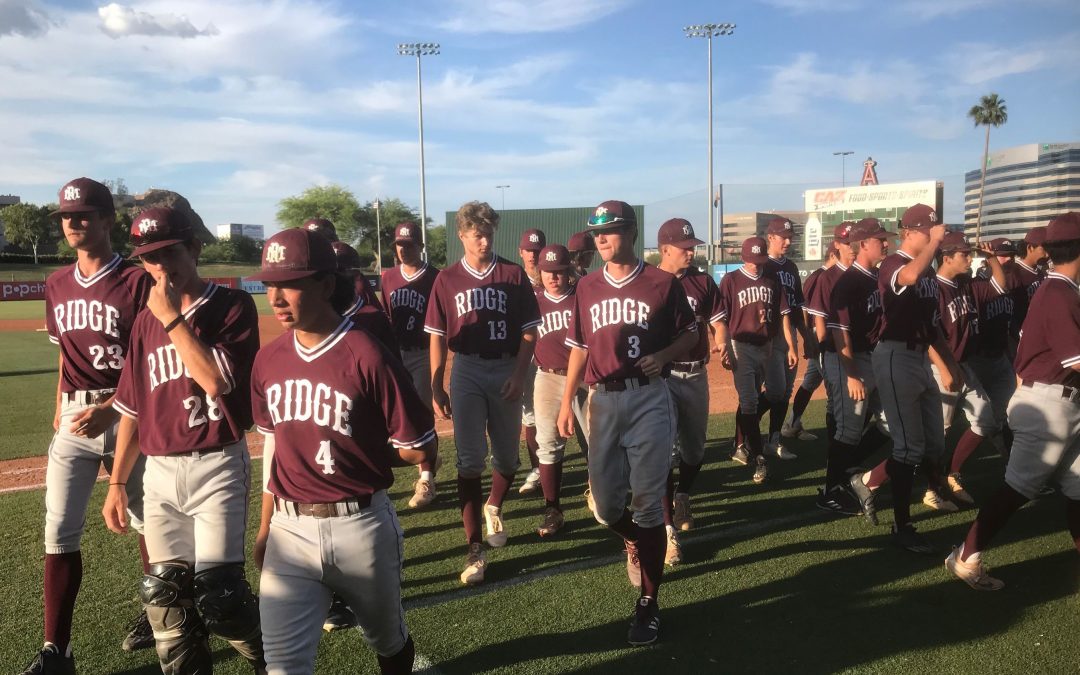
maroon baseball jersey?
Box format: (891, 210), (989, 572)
(976, 288), (1014, 357)
(936, 273), (1007, 361)
(873, 251), (940, 345)
(113, 283), (260, 455)
(424, 256), (541, 355)
(802, 266), (827, 311)
(766, 255), (805, 324)
(45, 255), (151, 393)
(380, 263), (439, 350)
(251, 318), (436, 503)
(827, 262), (882, 354)
(1007, 260), (1046, 338)
(804, 263), (847, 352)
(343, 295), (400, 356)
(673, 268), (723, 363)
(534, 285), (576, 371)
(716, 267), (790, 346)
(565, 261), (696, 385)
(354, 271), (381, 309)
(1014, 273), (1080, 388)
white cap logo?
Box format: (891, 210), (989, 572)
(306, 223), (319, 231)
(682, 223), (692, 236)
(545, 250), (557, 262)
(63, 186), (81, 201)
(266, 243), (288, 264)
(137, 219), (158, 235)
(529, 233), (539, 243)
(785, 222), (792, 230)
(398, 226), (410, 236)
(752, 245), (762, 254)
(929, 211), (938, 223)
(595, 206), (608, 216)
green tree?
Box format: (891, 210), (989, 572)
(200, 235), (262, 263)
(277, 185), (365, 244)
(425, 225), (448, 267)
(2, 203), (54, 263)
(968, 93), (1008, 242)
(57, 210), (134, 258)
(361, 198), (421, 271)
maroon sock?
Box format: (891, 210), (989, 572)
(138, 535), (151, 574)
(738, 413), (764, 456)
(457, 476), (483, 545)
(376, 635), (415, 675)
(791, 385), (814, 421)
(865, 459), (890, 490)
(950, 430), (984, 474)
(1067, 499), (1080, 553)
(886, 458), (917, 528)
(44, 551), (82, 653)
(487, 471), (515, 509)
(677, 460), (702, 494)
(636, 524), (666, 601)
(769, 399), (788, 436)
(419, 460), (436, 474)
(960, 484), (1029, 561)
(525, 425), (539, 470)
(662, 471), (675, 527)
(539, 462), (563, 510)
(607, 509), (640, 542)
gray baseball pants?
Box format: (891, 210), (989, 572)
(872, 341), (946, 464)
(450, 354), (521, 477)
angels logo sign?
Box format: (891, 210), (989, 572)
(545, 251), (557, 262)
(63, 186), (81, 201)
(266, 243), (288, 264)
(137, 219), (159, 235)
(529, 233), (540, 243)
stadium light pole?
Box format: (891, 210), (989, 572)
(496, 184), (510, 211)
(398, 42), (440, 254)
(833, 150), (854, 187)
(684, 23), (735, 267)
(373, 197), (382, 276)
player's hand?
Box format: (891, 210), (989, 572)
(557, 402), (575, 439)
(432, 387), (452, 420)
(53, 406), (61, 432)
(939, 367), (960, 393)
(102, 485), (129, 534)
(69, 404), (119, 438)
(500, 373), (525, 401)
(787, 348), (798, 369)
(254, 528), (269, 571)
(722, 351), (735, 371)
(847, 375), (866, 402)
(978, 242), (995, 256)
(147, 272), (182, 325)
(635, 355), (665, 377)
(929, 224), (947, 244)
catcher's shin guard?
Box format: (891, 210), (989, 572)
(193, 564), (265, 667)
(140, 563), (213, 675)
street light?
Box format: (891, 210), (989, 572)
(495, 185), (510, 210)
(684, 23), (736, 267)
(833, 151), (854, 187)
(397, 42), (440, 255)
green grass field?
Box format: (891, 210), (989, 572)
(1, 403), (1078, 674)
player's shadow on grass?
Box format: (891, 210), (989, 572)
(111, 645), (238, 675)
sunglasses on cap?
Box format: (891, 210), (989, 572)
(587, 212), (634, 228)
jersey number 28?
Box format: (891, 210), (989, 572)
(184, 395), (222, 428)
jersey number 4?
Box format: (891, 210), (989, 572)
(315, 440), (336, 475)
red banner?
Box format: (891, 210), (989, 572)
(205, 277), (240, 289)
(0, 281), (47, 301)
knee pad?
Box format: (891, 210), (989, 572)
(141, 563), (212, 675)
(192, 564), (261, 642)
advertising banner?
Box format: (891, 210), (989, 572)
(0, 281), (47, 301)
(804, 214), (823, 261)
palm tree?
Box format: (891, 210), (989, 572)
(968, 93), (1008, 242)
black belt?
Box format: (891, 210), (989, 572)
(539, 367), (568, 376)
(671, 360), (706, 374)
(1021, 380), (1080, 401)
(590, 376), (657, 392)
(274, 495), (372, 518)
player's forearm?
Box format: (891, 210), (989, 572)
(814, 315), (827, 345)
(782, 315), (796, 353)
(166, 322), (230, 399)
(932, 333), (961, 372)
(834, 330), (859, 377)
(110, 414), (143, 484)
(512, 330), (538, 380)
(261, 432), (276, 493)
(655, 329), (697, 366)
(897, 242), (940, 287)
(54, 353), (63, 415)
(257, 492), (274, 536)
(986, 257), (1008, 291)
(429, 334), (448, 390)
(393, 438), (435, 467)
(713, 321), (730, 350)
(561, 348), (587, 404)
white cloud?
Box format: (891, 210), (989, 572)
(439, 0), (630, 33)
(98, 3), (218, 39)
(0, 0), (52, 38)
(944, 43), (1049, 86)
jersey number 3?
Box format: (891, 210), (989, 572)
(315, 440), (336, 475)
(627, 335), (641, 358)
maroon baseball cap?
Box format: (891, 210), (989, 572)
(587, 200), (637, 231)
(51, 177), (113, 216)
(303, 218), (338, 242)
(538, 244), (572, 272)
(519, 228), (546, 252)
(1024, 226), (1048, 246)
(567, 231), (595, 252)
(130, 207), (195, 257)
(989, 237), (1016, 255)
(833, 222), (855, 244)
(657, 218), (704, 249)
(766, 217), (795, 238)
(940, 232), (973, 254)
(899, 204), (939, 230)
(393, 221), (422, 245)
(848, 217), (890, 243)
(1045, 212), (1080, 242)
(247, 228), (337, 282)
(742, 237), (768, 265)
(331, 241), (363, 271)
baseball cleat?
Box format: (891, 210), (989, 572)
(731, 444), (750, 466)
(518, 467), (541, 495)
(664, 527), (682, 566)
(672, 492), (693, 531)
(537, 506), (565, 537)
(781, 419), (798, 438)
(625, 540), (642, 589)
(922, 488), (959, 512)
(946, 473), (975, 507)
(752, 456), (769, 484)
(408, 477), (436, 508)
(770, 440), (798, 460)
(121, 609), (154, 652)
(484, 504), (508, 547)
(892, 524), (935, 555)
(796, 429), (818, 441)
(945, 547), (1004, 591)
(584, 487), (597, 517)
(460, 542), (487, 585)
(627, 596), (660, 646)
(323, 595), (358, 632)
(19, 644), (75, 675)
(815, 486), (861, 516)
(849, 472), (880, 525)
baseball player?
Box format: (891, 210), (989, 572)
(868, 204), (964, 554)
(783, 243), (836, 443)
(567, 230), (596, 281)
(518, 228), (546, 495)
(381, 221), (441, 509)
(101, 207), (265, 673)
(929, 233), (1011, 508)
(425, 201), (541, 585)
(304, 217), (380, 308)
(717, 237), (794, 484)
(20, 178), (154, 675)
(945, 212), (1080, 590)
(531, 244), (590, 537)
(557, 200), (697, 646)
(248, 228), (435, 673)
(654, 218), (723, 564)
(762, 217), (804, 459)
(1005, 227), (1048, 358)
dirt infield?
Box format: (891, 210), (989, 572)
(0, 318), (47, 332)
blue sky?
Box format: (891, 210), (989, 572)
(2, 0), (1078, 244)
